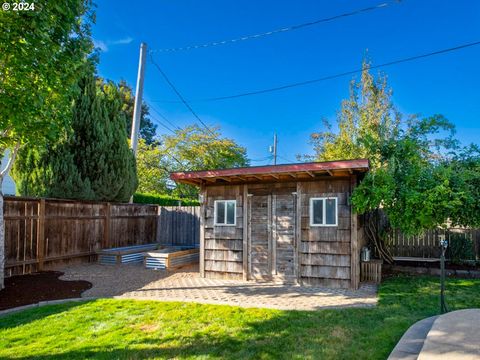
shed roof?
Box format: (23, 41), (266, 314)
(170, 159), (369, 186)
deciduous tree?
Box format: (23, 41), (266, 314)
(136, 139), (169, 195)
(351, 115), (461, 235)
(135, 125), (249, 199)
(308, 61), (401, 167)
(309, 62), (479, 261)
(0, 0), (94, 288)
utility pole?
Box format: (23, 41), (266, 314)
(130, 42), (147, 156)
(130, 42), (147, 204)
(273, 132), (277, 165)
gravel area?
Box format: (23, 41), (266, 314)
(60, 263), (378, 311)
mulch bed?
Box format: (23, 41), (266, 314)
(0, 271), (92, 311)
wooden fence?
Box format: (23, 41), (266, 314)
(386, 227), (480, 259)
(157, 206), (200, 247)
(3, 196), (200, 277)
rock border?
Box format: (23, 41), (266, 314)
(0, 297), (98, 318)
(385, 265), (480, 278)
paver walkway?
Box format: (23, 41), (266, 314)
(60, 264), (377, 311)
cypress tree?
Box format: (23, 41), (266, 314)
(47, 142), (95, 199)
(73, 77), (137, 201)
(12, 136), (94, 200)
(70, 74), (137, 202)
(13, 74), (137, 202)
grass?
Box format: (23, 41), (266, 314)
(0, 275), (479, 359)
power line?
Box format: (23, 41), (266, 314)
(277, 155), (296, 163)
(147, 109), (205, 172)
(150, 1), (400, 53)
(148, 54), (217, 137)
(147, 107), (222, 172)
(149, 103), (182, 131)
(142, 116), (190, 169)
(149, 115), (177, 135)
(250, 155), (274, 162)
(176, 40), (480, 102)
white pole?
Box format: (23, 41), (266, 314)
(130, 42), (147, 156)
(273, 132), (277, 165)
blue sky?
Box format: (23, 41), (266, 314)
(92, 0), (480, 164)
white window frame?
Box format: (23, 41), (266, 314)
(309, 197), (338, 227)
(214, 200), (237, 226)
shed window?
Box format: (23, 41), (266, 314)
(310, 197), (338, 226)
(214, 200), (236, 226)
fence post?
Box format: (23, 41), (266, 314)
(474, 229), (480, 261)
(36, 198), (46, 271)
(156, 206), (161, 243)
(104, 202), (111, 249)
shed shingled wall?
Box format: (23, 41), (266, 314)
(299, 179), (352, 288)
(202, 178), (358, 288)
(204, 185), (244, 280)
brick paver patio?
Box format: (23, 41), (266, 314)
(61, 264), (377, 311)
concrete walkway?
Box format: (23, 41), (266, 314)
(419, 309), (480, 360)
(60, 263), (377, 311)
(388, 316), (438, 360)
(389, 309), (480, 360)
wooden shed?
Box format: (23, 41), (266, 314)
(171, 159), (369, 289)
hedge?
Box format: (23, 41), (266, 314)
(133, 192), (200, 206)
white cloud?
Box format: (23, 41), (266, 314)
(111, 37), (133, 45)
(93, 39), (108, 52)
(93, 37), (134, 52)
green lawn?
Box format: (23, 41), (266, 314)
(1, 275), (479, 359)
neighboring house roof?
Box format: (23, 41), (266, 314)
(171, 159), (369, 186)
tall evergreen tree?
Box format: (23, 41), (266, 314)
(13, 74), (138, 202)
(12, 137), (94, 199)
(89, 78), (138, 201)
(97, 79), (157, 144)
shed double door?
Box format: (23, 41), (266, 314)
(248, 193), (296, 282)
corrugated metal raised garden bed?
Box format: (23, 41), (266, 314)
(98, 244), (160, 265)
(144, 248), (199, 270)
(98, 244), (199, 270)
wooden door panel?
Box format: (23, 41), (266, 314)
(273, 195), (296, 280)
(248, 193), (297, 282)
(248, 195), (271, 280)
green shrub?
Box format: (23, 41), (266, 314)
(448, 233), (475, 264)
(133, 192), (199, 206)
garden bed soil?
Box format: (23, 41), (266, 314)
(0, 271), (92, 311)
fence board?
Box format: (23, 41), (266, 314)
(387, 227), (478, 259)
(156, 206), (200, 247)
(3, 196), (200, 277)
